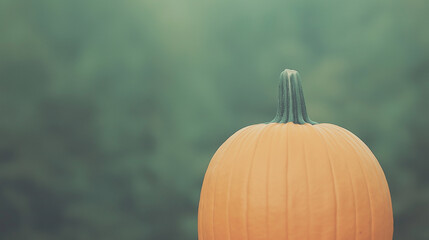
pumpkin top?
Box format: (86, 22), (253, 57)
(271, 69), (317, 125)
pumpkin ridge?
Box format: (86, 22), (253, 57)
(204, 126), (250, 240)
(311, 125), (339, 240)
(302, 125), (311, 240)
(265, 124), (280, 239)
(318, 125), (374, 240)
(285, 123), (290, 239)
(317, 125), (358, 239)
(334, 127), (379, 240)
(244, 124), (269, 240)
(327, 125), (393, 239)
(224, 125), (261, 240)
(214, 125), (262, 240)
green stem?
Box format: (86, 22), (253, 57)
(271, 69), (317, 124)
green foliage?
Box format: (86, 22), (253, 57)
(0, 0), (428, 239)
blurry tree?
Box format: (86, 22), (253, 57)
(0, 0), (428, 239)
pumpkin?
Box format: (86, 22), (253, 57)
(198, 69), (393, 240)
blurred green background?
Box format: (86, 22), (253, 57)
(1, 0), (428, 239)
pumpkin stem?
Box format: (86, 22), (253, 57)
(271, 69), (317, 124)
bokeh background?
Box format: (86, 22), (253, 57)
(1, 0), (428, 239)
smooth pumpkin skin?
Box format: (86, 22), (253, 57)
(198, 122), (393, 240)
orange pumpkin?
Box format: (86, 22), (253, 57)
(198, 69), (393, 240)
